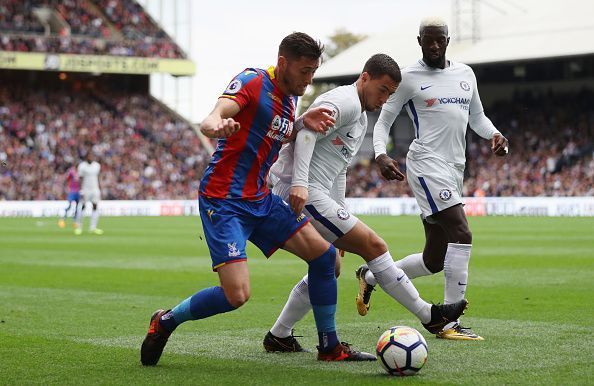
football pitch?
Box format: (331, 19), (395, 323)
(1, 215), (593, 385)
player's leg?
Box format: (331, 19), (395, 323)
(74, 200), (84, 235)
(72, 196), (80, 225)
(266, 249), (342, 352)
(253, 193), (374, 360)
(89, 190), (103, 234)
(431, 204), (482, 340)
(265, 182), (340, 350)
(282, 224), (374, 361)
(141, 197), (249, 365)
(59, 199), (72, 228)
(336, 220), (466, 332)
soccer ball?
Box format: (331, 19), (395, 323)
(376, 326), (428, 376)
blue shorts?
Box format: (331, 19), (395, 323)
(67, 192), (80, 202)
(199, 193), (309, 271)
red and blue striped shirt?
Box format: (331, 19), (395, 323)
(200, 67), (297, 200)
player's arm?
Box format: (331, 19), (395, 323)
(200, 98), (241, 139)
(289, 101), (342, 213)
(468, 72), (509, 156)
(289, 128), (317, 214)
(373, 83), (408, 181)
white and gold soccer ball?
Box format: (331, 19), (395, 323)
(376, 326), (428, 376)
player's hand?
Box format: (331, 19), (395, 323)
(376, 154), (405, 181)
(288, 186), (308, 214)
(302, 107), (336, 134)
(202, 118), (240, 138)
(491, 133), (509, 157)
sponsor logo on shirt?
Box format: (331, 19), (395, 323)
(267, 115), (294, 141)
(331, 136), (345, 146)
(424, 97), (470, 110)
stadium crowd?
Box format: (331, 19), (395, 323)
(0, 0), (185, 58)
(0, 86), (206, 200)
(1, 82), (591, 200)
(346, 89), (594, 198)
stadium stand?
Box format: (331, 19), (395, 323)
(0, 0), (185, 58)
(0, 71), (207, 200)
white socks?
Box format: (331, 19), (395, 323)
(90, 209), (99, 231)
(395, 253), (433, 279)
(270, 275), (311, 338)
(367, 252), (432, 324)
(364, 252), (432, 286)
(444, 243), (471, 304)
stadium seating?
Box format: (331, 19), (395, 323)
(0, 85), (207, 200)
(0, 0), (185, 58)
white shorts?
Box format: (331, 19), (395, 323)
(406, 154), (463, 219)
(81, 189), (101, 204)
(271, 181), (358, 243)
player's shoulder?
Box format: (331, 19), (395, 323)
(450, 61), (476, 76)
(223, 68), (264, 95)
(401, 60), (426, 75)
(315, 84), (360, 120)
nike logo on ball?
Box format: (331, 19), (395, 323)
(421, 85), (432, 90)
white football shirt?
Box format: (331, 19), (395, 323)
(374, 59), (499, 167)
(77, 161), (101, 192)
(270, 83), (367, 202)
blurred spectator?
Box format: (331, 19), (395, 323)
(0, 87), (207, 200)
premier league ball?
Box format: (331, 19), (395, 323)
(376, 326), (428, 376)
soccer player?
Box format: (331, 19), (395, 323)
(75, 152), (103, 235)
(58, 163), (80, 229)
(140, 32), (375, 366)
(363, 17), (509, 340)
(262, 54), (468, 353)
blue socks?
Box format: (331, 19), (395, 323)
(308, 244), (339, 351)
(159, 286), (235, 332)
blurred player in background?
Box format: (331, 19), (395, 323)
(58, 163), (80, 229)
(140, 32), (375, 367)
(263, 53), (468, 353)
(364, 17), (509, 340)
(75, 152), (103, 235)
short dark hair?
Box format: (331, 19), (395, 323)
(278, 32), (324, 60)
(362, 54), (401, 83)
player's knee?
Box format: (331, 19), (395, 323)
(225, 289), (250, 308)
(453, 225), (472, 244)
(424, 258), (444, 273)
(366, 233), (388, 258)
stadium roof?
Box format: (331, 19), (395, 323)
(315, 0), (594, 81)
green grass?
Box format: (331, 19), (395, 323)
(1, 215), (593, 385)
